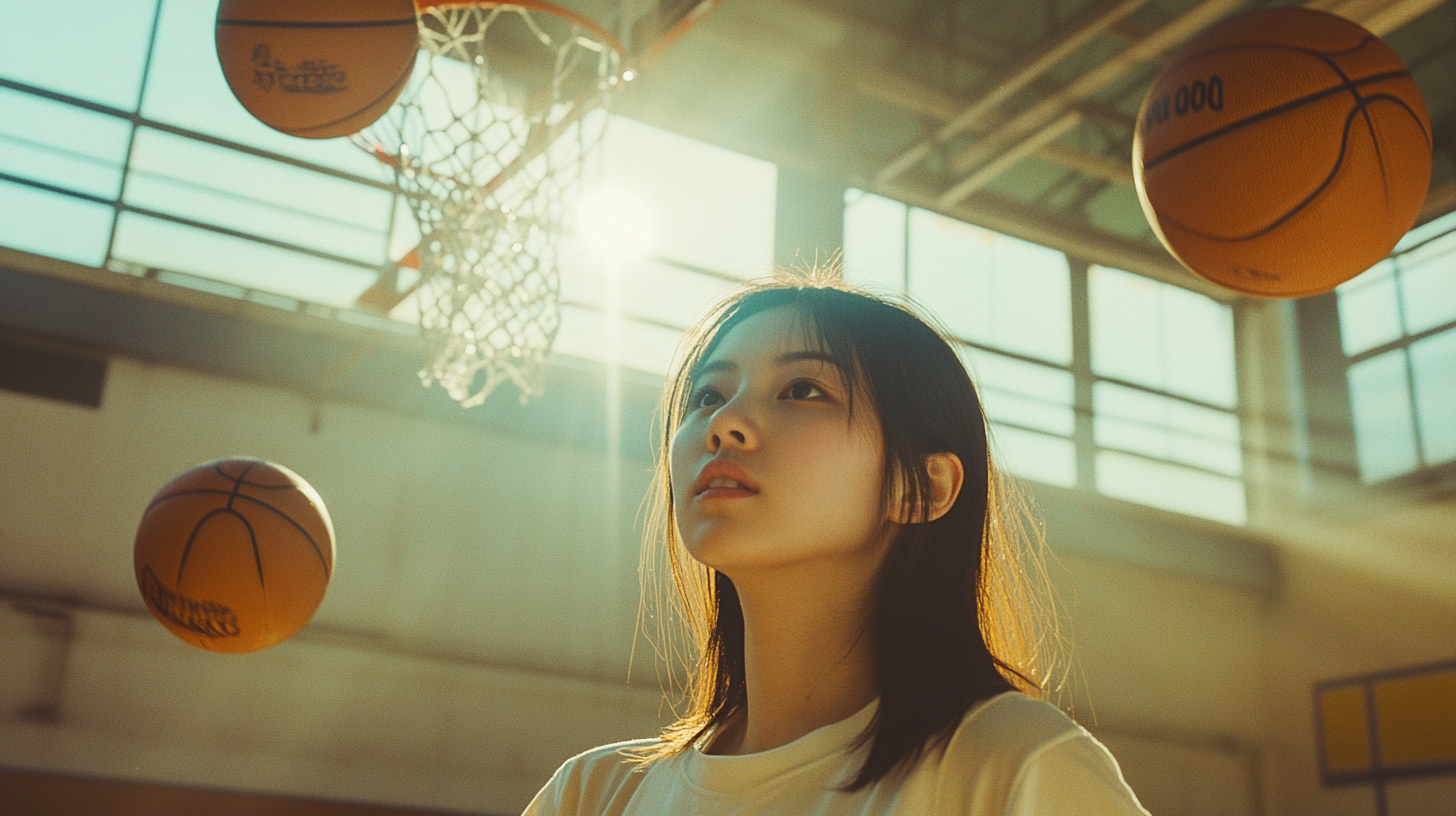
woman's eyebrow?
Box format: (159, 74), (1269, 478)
(691, 351), (843, 381)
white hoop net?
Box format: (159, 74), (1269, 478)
(359, 3), (622, 407)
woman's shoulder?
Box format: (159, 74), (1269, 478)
(932, 691), (1147, 815)
(922, 690), (1088, 790)
(951, 690), (1085, 750)
(523, 738), (663, 816)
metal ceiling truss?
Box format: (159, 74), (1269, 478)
(879, 0), (1450, 209)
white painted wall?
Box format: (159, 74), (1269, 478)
(0, 602), (668, 814)
(3, 350), (1455, 815)
(1, 356), (668, 814)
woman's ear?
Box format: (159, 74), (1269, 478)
(924, 452), (964, 522)
(888, 452), (964, 524)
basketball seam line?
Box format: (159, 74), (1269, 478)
(228, 462), (267, 598)
(1314, 47), (1392, 210)
(1158, 93), (1424, 243)
(174, 508), (258, 589)
(216, 18), (418, 28)
(170, 466), (253, 584)
(1164, 35), (1382, 76)
(213, 461), (296, 489)
(226, 493), (333, 579)
(226, 461), (256, 511)
(1142, 68), (1413, 172)
(144, 488), (333, 579)
(144, 487), (285, 513)
(240, 510), (265, 597)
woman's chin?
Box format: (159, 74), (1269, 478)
(681, 528), (774, 573)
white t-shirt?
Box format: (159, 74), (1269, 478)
(523, 691), (1149, 815)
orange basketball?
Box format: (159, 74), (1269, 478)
(215, 0), (419, 139)
(134, 458), (335, 653)
(1133, 8), (1432, 298)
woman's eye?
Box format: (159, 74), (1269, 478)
(691, 385), (722, 408)
(784, 380), (824, 400)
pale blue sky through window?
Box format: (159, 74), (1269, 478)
(139, 0), (388, 177)
(111, 213), (377, 307)
(122, 127), (393, 264)
(956, 345), (1077, 488)
(1395, 229), (1456, 335)
(1096, 450), (1246, 525)
(1088, 265), (1243, 523)
(1348, 349), (1420, 482)
(962, 348), (1076, 438)
(0, 88), (132, 199)
(579, 115), (777, 279)
(909, 209), (1072, 366)
(1337, 209), (1456, 482)
(474, 114), (776, 377)
(1337, 261), (1403, 356)
(1090, 265), (1236, 409)
(843, 190), (906, 295)
(0, 0), (155, 110)
(0, 183), (114, 267)
(842, 190), (1245, 523)
(1410, 329), (1456, 466)
(1093, 382), (1242, 477)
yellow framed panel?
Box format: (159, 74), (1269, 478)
(1317, 658), (1456, 787)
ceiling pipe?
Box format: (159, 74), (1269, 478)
(1038, 142), (1137, 184)
(875, 0), (1154, 187)
(938, 0), (1244, 206)
(937, 111), (1084, 206)
(934, 0), (1447, 207)
(1310, 0), (1450, 35)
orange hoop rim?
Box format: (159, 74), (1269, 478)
(413, 1), (627, 61)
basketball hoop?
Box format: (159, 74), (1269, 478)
(357, 1), (625, 407)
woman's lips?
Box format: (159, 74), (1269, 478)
(697, 486), (756, 500)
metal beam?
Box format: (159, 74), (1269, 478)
(1419, 180), (1456, 224)
(1038, 142), (1137, 184)
(937, 111), (1084, 206)
(706, 121), (1232, 300)
(1310, 0), (1450, 35)
(857, 71), (965, 122)
(940, 0), (1244, 206)
(935, 0), (1448, 206)
(874, 0), (1153, 187)
(857, 72), (1138, 134)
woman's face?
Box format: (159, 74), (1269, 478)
(670, 306), (893, 576)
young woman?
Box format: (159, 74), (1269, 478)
(524, 273), (1148, 815)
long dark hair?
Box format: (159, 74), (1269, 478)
(633, 270), (1054, 789)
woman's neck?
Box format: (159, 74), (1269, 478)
(705, 557), (882, 755)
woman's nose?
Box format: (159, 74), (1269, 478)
(706, 396), (756, 452)
(709, 426), (748, 452)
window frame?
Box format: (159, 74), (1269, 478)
(1332, 212), (1456, 486)
(844, 189), (1247, 525)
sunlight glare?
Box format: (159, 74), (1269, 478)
(576, 186), (655, 266)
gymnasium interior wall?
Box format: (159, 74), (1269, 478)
(3, 324), (1454, 815)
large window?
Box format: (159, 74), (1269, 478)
(1, 0), (397, 309)
(0, 0), (777, 379)
(503, 115), (774, 377)
(1088, 266), (1242, 522)
(844, 190), (1244, 525)
(846, 191), (1079, 489)
(1337, 209), (1456, 483)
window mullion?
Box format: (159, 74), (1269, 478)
(1069, 257), (1096, 491)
